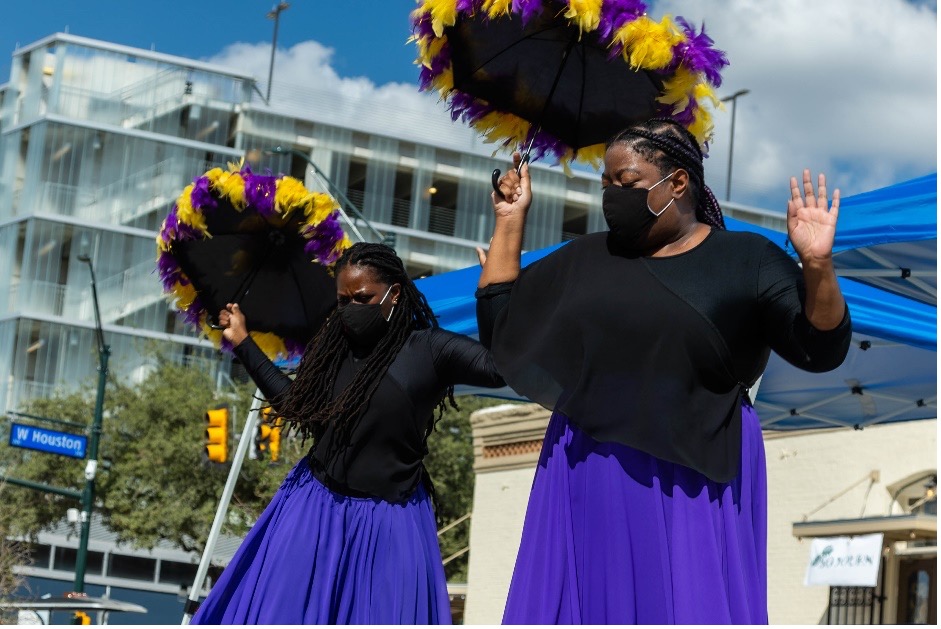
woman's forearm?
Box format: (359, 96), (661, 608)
(801, 259), (846, 331)
(478, 215), (526, 287)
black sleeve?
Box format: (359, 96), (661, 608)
(429, 329), (506, 387)
(232, 337), (293, 401)
(758, 241), (852, 373)
(474, 281), (515, 349)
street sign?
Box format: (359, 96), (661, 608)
(9, 423), (88, 459)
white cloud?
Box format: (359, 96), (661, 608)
(656, 0), (937, 206)
(207, 40), (488, 156)
(208, 0), (936, 209)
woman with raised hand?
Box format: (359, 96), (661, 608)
(476, 117), (851, 624)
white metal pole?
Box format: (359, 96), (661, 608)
(181, 389), (263, 624)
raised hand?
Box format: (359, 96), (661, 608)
(219, 303), (249, 346)
(491, 152), (532, 221)
(787, 169), (840, 267)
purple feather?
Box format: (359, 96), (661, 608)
(674, 18), (728, 87)
(456, 0), (476, 12)
(189, 176), (217, 211)
(598, 0), (647, 42)
(156, 251), (182, 292)
(304, 212), (345, 264)
(513, 0), (544, 24)
(243, 173), (277, 217)
(160, 208), (202, 243)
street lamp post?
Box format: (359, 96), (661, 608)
(720, 89), (750, 202)
(265, 2), (290, 104)
(73, 250), (110, 597)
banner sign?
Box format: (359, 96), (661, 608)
(9, 423), (88, 459)
(804, 533), (884, 587)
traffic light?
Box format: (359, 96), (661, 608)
(255, 408), (284, 464)
(73, 611), (91, 625)
(205, 407), (229, 463)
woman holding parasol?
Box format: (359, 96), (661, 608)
(476, 120), (851, 623)
(158, 170), (504, 624)
(190, 242), (505, 624)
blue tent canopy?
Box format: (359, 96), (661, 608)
(827, 173), (936, 305)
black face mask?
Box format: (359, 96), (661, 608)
(602, 172), (676, 252)
(338, 286), (394, 349)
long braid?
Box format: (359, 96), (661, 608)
(606, 118), (726, 229)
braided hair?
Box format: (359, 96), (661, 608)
(606, 118), (726, 229)
(271, 242), (457, 450)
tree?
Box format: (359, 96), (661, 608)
(0, 356), (294, 553)
(0, 355), (514, 584)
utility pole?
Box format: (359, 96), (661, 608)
(266, 2), (290, 103)
(73, 250), (110, 597)
(721, 89), (750, 202)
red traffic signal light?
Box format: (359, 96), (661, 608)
(205, 408), (229, 463)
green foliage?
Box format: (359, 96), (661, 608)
(424, 395), (515, 583)
(0, 356), (514, 584)
(0, 356), (293, 553)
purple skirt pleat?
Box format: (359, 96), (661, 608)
(503, 404), (768, 625)
(192, 459), (451, 625)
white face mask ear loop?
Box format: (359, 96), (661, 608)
(381, 285), (396, 322)
(647, 170), (678, 217)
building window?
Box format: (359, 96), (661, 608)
(53, 547), (104, 575)
(158, 560), (198, 586)
(392, 168), (413, 228)
(562, 202), (588, 241)
(345, 159), (368, 209)
(107, 554), (156, 581)
(23, 542), (51, 570)
(428, 179), (457, 237)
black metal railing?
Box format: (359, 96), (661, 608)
(827, 586), (882, 624)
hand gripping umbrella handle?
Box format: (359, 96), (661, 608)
(491, 153), (531, 199)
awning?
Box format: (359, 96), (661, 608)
(793, 513), (937, 543)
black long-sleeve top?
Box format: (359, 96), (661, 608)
(234, 327), (505, 503)
(476, 229), (851, 482)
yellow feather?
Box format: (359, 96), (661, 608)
(472, 111), (530, 148)
(611, 16), (683, 70)
(575, 143), (606, 169)
(251, 331), (288, 361)
(173, 281), (198, 310)
(203, 167), (225, 186)
(564, 0), (603, 33)
(304, 193), (340, 225)
(656, 66), (699, 113)
(430, 67), (455, 96)
(174, 185), (209, 235)
(419, 37), (447, 69)
(275, 177), (311, 216)
(689, 106), (714, 146)
(483, 0), (512, 19)
(420, 0), (459, 37)
(213, 171), (246, 209)
(202, 324), (224, 348)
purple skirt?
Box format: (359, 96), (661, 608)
(192, 459), (451, 625)
(503, 403), (768, 624)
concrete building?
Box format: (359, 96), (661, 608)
(464, 404), (936, 625)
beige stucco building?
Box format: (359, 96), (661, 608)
(465, 404), (936, 625)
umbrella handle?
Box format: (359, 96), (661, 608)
(491, 153), (531, 199)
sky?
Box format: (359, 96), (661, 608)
(0, 0), (936, 211)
